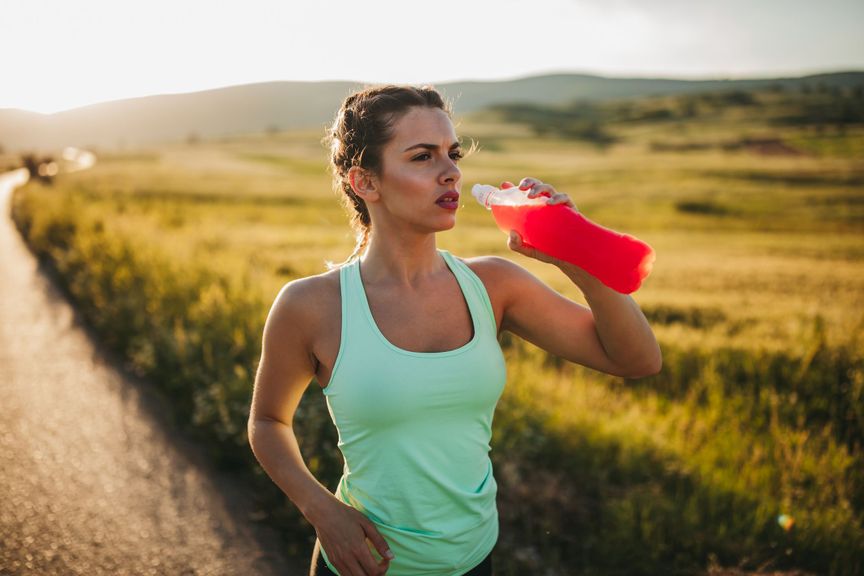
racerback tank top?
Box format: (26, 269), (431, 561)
(320, 250), (506, 575)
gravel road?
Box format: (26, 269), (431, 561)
(0, 169), (304, 576)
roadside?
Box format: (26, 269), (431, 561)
(0, 166), (304, 576)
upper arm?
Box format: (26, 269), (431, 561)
(468, 256), (625, 376)
(248, 279), (320, 428)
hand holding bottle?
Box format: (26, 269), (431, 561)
(498, 179), (576, 264)
(472, 177), (655, 294)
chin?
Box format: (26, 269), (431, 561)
(414, 212), (457, 234)
(437, 215), (458, 231)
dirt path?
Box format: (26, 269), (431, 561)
(0, 169), (304, 575)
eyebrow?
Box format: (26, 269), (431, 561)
(403, 142), (462, 153)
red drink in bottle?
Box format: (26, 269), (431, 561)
(472, 184), (655, 294)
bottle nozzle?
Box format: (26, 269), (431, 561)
(471, 184), (498, 209)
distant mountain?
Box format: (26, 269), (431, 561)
(2, 71), (862, 152)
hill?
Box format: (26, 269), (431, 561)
(1, 71), (862, 152)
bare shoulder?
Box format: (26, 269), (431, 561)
(267, 268), (341, 337)
(252, 269), (342, 424)
(461, 255), (535, 290)
(456, 255), (542, 329)
(461, 254), (515, 277)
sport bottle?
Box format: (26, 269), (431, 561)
(472, 183), (655, 294)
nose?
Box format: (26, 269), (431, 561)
(439, 157), (461, 185)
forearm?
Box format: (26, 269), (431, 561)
(247, 418), (339, 525)
(558, 262), (662, 376)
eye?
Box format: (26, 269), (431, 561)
(410, 150), (463, 162)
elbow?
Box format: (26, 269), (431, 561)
(247, 418), (258, 451)
(619, 350), (663, 379)
(247, 415), (268, 452)
(247, 414), (290, 451)
(632, 350), (663, 378)
(642, 354), (663, 377)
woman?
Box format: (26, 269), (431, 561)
(247, 85), (661, 576)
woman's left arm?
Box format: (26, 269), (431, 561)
(479, 178), (662, 379)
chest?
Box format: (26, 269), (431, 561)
(313, 267), (479, 388)
(364, 276), (474, 354)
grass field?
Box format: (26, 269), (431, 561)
(11, 88), (864, 575)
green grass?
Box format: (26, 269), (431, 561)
(11, 89), (864, 575)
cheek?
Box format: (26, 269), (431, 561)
(388, 167), (430, 194)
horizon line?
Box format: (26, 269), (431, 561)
(4, 66), (863, 116)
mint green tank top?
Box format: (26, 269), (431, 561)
(320, 250), (507, 576)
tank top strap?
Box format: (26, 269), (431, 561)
(338, 257), (363, 311)
(335, 258), (367, 364)
(438, 250), (498, 340)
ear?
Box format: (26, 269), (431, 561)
(347, 166), (380, 202)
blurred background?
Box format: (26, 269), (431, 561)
(2, 1), (863, 574)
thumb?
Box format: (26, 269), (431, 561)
(508, 230), (525, 253)
(363, 521), (395, 561)
(508, 230), (550, 263)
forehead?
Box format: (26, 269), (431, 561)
(388, 107), (457, 148)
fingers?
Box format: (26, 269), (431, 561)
(507, 230), (532, 257)
(518, 176), (554, 198)
(518, 176), (540, 190)
(503, 178), (550, 195)
(324, 551), (359, 576)
(358, 520), (393, 575)
(332, 550), (387, 576)
(364, 525), (396, 563)
(547, 192), (577, 210)
(518, 177), (578, 209)
(340, 557), (366, 576)
(502, 177), (577, 209)
(507, 231), (555, 265)
(318, 510), (393, 576)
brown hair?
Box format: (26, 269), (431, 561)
(324, 84), (452, 265)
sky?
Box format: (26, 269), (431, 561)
(3, 0), (863, 114)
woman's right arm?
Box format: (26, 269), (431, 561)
(247, 278), (394, 576)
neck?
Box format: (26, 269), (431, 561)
(360, 229), (443, 286)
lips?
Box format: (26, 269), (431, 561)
(436, 191), (460, 210)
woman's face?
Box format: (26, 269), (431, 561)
(369, 106), (463, 234)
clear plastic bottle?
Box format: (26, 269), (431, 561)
(472, 184), (655, 294)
